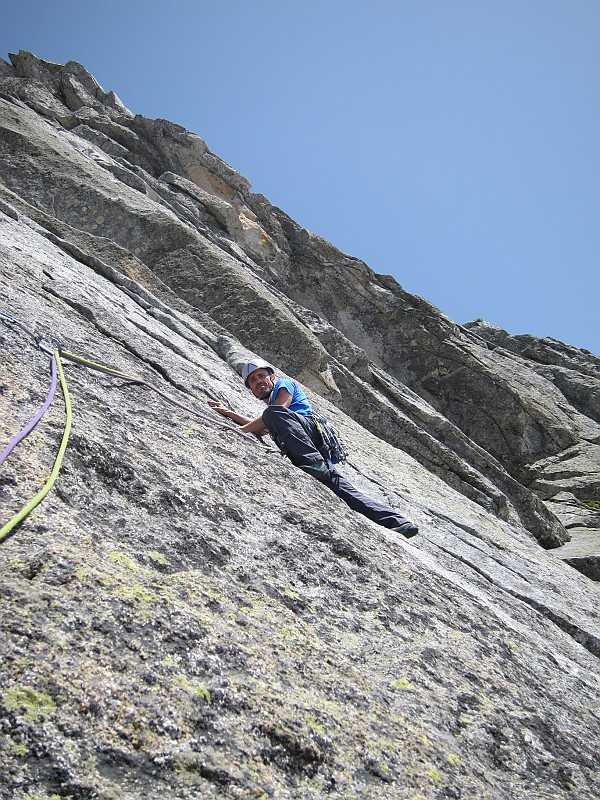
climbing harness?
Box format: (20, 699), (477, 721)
(310, 411), (349, 464)
(0, 308), (272, 540)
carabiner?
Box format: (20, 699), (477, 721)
(0, 309), (18, 326)
(35, 334), (62, 356)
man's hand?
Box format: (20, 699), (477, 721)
(208, 399), (231, 418)
(207, 399), (258, 429)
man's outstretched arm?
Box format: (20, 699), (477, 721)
(208, 400), (268, 436)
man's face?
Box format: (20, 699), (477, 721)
(247, 368), (275, 400)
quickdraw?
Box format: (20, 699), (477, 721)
(0, 308), (272, 540)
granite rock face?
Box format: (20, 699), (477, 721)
(1, 52), (599, 800)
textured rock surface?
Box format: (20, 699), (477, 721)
(1, 52), (599, 800)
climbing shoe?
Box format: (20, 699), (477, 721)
(392, 522), (419, 538)
(299, 460), (331, 482)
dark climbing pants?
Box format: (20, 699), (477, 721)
(262, 405), (410, 530)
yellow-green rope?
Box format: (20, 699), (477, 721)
(0, 350), (72, 541)
(62, 350), (136, 378)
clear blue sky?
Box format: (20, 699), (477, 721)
(3, 1), (599, 354)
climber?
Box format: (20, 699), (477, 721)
(208, 358), (419, 538)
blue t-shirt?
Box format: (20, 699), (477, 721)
(270, 378), (313, 416)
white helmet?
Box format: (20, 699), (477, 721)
(242, 358), (275, 387)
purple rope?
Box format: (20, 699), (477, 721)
(123, 377), (264, 440)
(0, 354), (58, 469)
